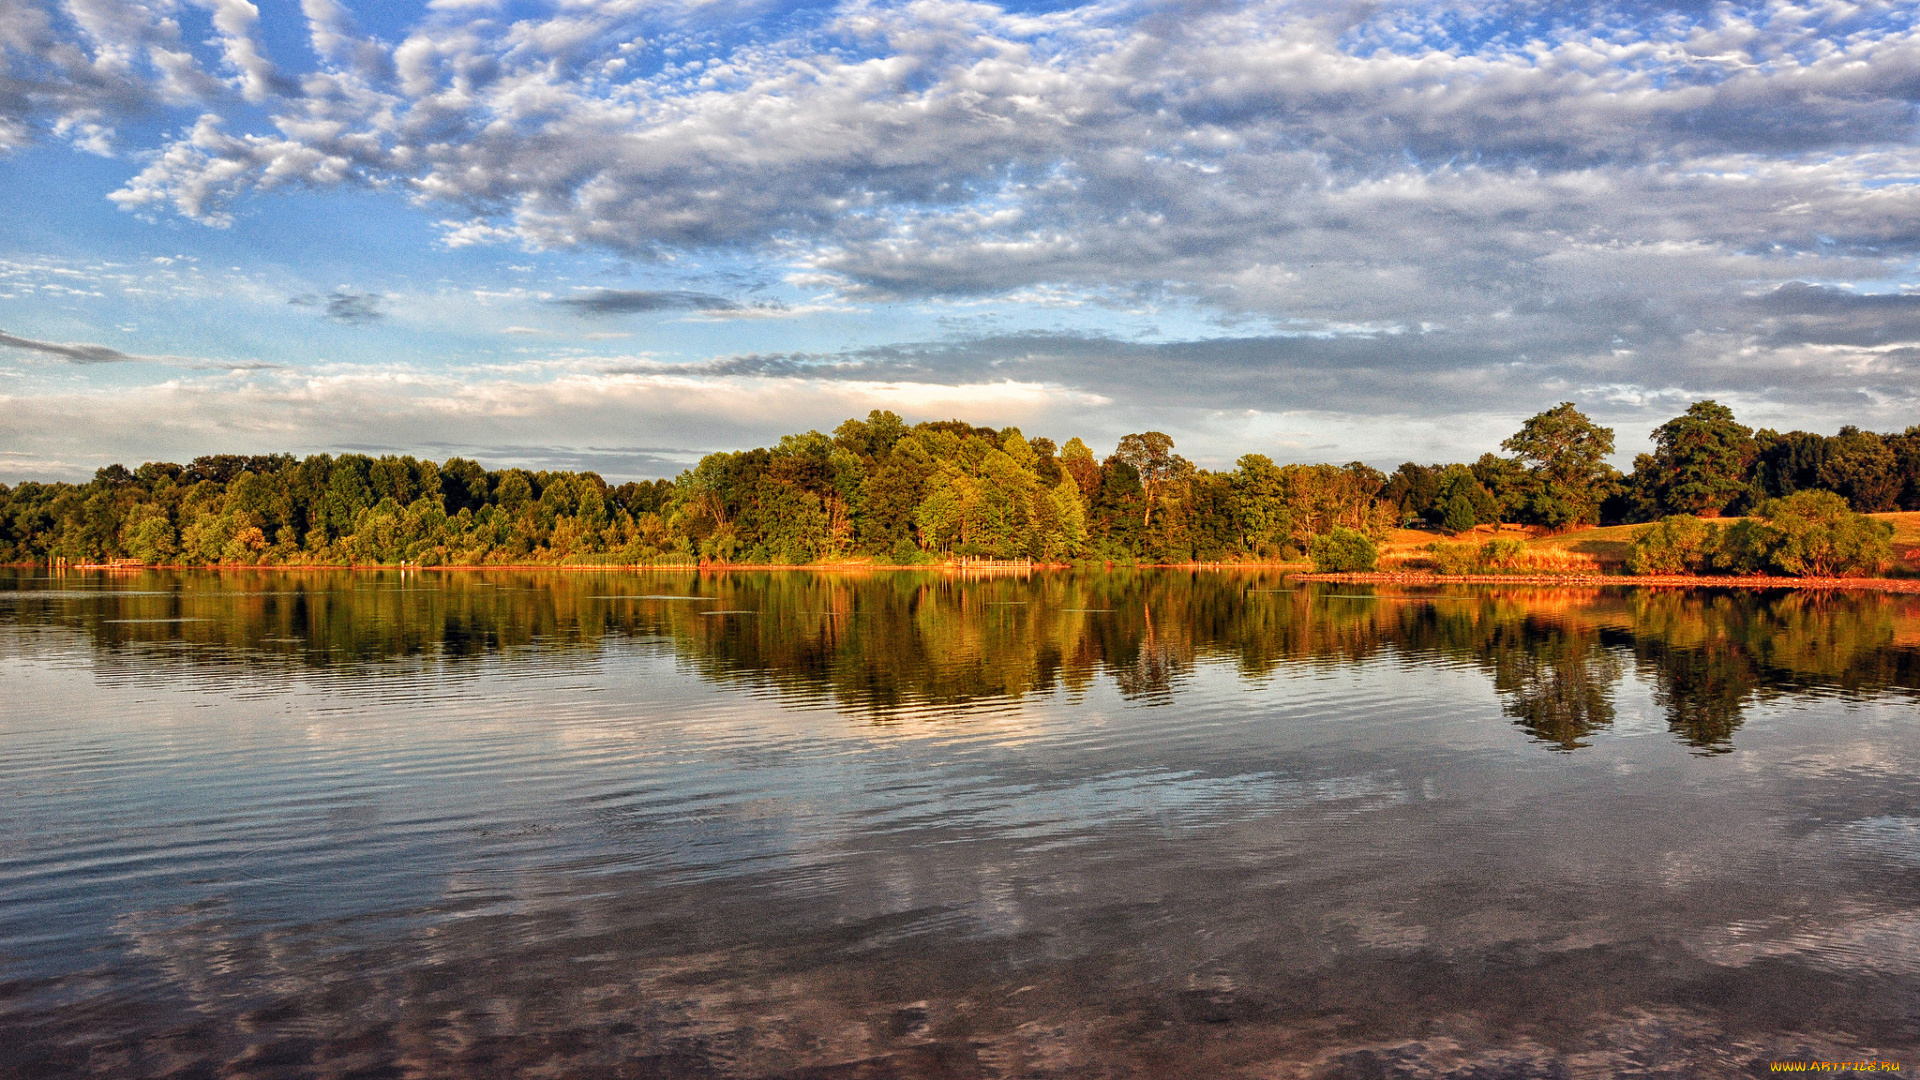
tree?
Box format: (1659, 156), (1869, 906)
(1231, 454), (1293, 556)
(1817, 426), (1900, 512)
(1059, 438), (1100, 500)
(1717, 491), (1893, 577)
(1753, 429), (1828, 498)
(1471, 453), (1530, 526)
(1440, 492), (1478, 534)
(1632, 400), (1756, 517)
(1113, 432), (1189, 531)
(1891, 427), (1920, 510)
(1501, 403), (1616, 529)
(1433, 465), (1497, 533)
(1385, 462), (1442, 525)
(1090, 457), (1147, 557)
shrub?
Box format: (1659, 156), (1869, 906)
(1478, 537), (1528, 570)
(1628, 515), (1720, 575)
(1426, 541), (1480, 574)
(1715, 491), (1893, 577)
(889, 537), (926, 565)
(1309, 526), (1380, 572)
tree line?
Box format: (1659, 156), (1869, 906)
(2, 402), (1917, 567)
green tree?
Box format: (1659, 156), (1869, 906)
(1817, 426), (1901, 512)
(1114, 432), (1187, 532)
(1231, 454), (1293, 557)
(1717, 491), (1893, 577)
(1753, 428), (1828, 498)
(1433, 465), (1496, 533)
(1384, 462), (1443, 525)
(1470, 453), (1529, 526)
(120, 506), (178, 564)
(1440, 491), (1478, 534)
(1059, 437), (1100, 501)
(1632, 400), (1756, 517)
(1501, 403), (1616, 529)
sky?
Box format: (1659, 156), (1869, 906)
(3, 0), (1920, 482)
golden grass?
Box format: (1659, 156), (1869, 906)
(1878, 511), (1920, 575)
(1524, 522), (1651, 567)
(1507, 510), (1920, 576)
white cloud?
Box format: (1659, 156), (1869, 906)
(7, 0), (1920, 461)
(0, 362), (1111, 480)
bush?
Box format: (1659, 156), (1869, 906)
(1426, 541), (1480, 574)
(1716, 491), (1892, 577)
(1309, 526), (1380, 572)
(1627, 515), (1720, 575)
(1478, 537), (1528, 570)
(888, 537), (927, 565)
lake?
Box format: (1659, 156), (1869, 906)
(3, 568), (1919, 1078)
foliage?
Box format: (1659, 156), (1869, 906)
(1309, 526), (1379, 572)
(1753, 424), (1920, 513)
(1501, 402), (1617, 529)
(1631, 400), (1755, 517)
(5, 403), (1920, 571)
(1716, 491), (1894, 577)
(1425, 542), (1480, 575)
(1434, 465), (1497, 533)
(1818, 426), (1902, 512)
(1627, 515), (1721, 575)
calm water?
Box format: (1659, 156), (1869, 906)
(3, 568), (1920, 1078)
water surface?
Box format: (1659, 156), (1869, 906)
(3, 568), (1919, 1078)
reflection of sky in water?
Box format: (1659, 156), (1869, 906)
(7, 572), (1920, 1076)
(1841, 814), (1920, 864)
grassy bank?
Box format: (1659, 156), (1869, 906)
(1366, 511), (1920, 580)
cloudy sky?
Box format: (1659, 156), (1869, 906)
(3, 0), (1919, 480)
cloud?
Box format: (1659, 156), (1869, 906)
(0, 328), (271, 370)
(0, 329), (161, 364)
(1751, 283), (1920, 348)
(289, 291), (384, 323)
(554, 290), (741, 315)
(379, 443), (704, 477)
(1757, 284), (1920, 318)
(8, 0), (1920, 462)
(0, 363), (1111, 482)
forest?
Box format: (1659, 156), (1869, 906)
(2, 401), (1918, 569)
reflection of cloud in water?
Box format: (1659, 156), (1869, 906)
(1842, 815), (1920, 865)
(1690, 908), (1920, 977)
(887, 767), (1408, 842)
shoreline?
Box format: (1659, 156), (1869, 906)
(14, 562), (1920, 591)
(22, 560), (1310, 572)
(1297, 571), (1920, 592)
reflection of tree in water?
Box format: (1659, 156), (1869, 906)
(1487, 624), (1623, 751)
(12, 569), (1920, 754)
(1649, 646), (1756, 754)
(1106, 602), (1188, 703)
(1623, 589), (1903, 754)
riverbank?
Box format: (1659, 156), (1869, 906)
(1299, 571), (1920, 592)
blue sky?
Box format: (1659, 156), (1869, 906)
(4, 0), (1920, 480)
